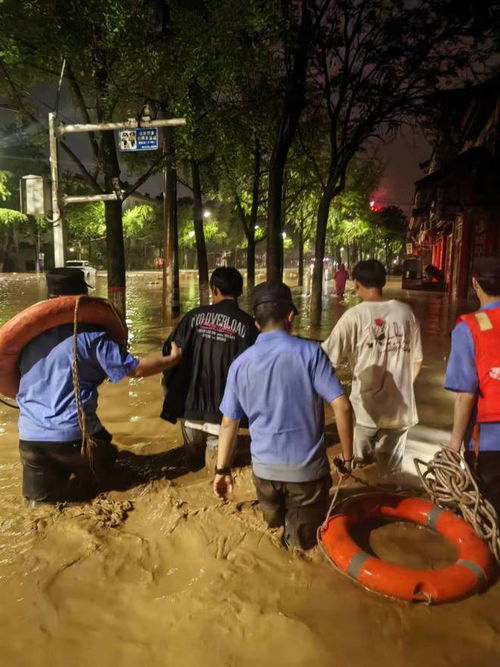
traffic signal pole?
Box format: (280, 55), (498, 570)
(47, 112), (186, 274)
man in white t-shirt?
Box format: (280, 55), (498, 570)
(322, 260), (422, 473)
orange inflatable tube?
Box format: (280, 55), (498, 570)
(319, 493), (495, 604)
(0, 295), (127, 399)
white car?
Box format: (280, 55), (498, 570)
(65, 260), (97, 284)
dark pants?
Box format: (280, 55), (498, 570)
(464, 450), (500, 513)
(19, 428), (117, 502)
(253, 474), (331, 550)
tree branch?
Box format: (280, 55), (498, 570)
(59, 142), (104, 193)
(122, 152), (167, 200)
(66, 63), (100, 161)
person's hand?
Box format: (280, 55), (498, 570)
(170, 341), (181, 358)
(340, 458), (352, 479)
(213, 473), (233, 500)
(447, 440), (462, 453)
(333, 456), (352, 479)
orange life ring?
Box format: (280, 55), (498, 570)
(0, 295), (128, 399)
(319, 493), (495, 604)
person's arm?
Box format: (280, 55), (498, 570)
(449, 392), (476, 451)
(213, 416), (240, 499)
(322, 313), (351, 368)
(330, 394), (354, 473)
(311, 347), (354, 472)
(129, 351), (180, 378)
(214, 363), (246, 499)
(411, 315), (423, 382)
(444, 322), (478, 452)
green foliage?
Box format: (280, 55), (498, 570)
(179, 219), (227, 249)
(0, 172), (12, 201)
(0, 208), (27, 225)
(122, 204), (157, 239)
(65, 202), (106, 242)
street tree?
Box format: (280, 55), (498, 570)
(0, 0), (177, 313)
(306, 0), (496, 323)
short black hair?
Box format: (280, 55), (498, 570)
(473, 257), (500, 296)
(254, 301), (291, 328)
(209, 267), (243, 298)
(352, 260), (386, 288)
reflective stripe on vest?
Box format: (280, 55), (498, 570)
(459, 308), (500, 422)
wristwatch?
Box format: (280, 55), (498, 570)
(214, 466), (231, 475)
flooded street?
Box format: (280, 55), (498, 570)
(0, 272), (499, 667)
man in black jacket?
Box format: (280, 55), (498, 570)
(161, 267), (258, 469)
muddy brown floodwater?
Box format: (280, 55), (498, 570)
(0, 272), (499, 667)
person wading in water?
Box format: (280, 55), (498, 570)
(17, 268), (178, 506)
(445, 256), (500, 511)
(214, 281), (353, 549)
(160, 267), (258, 471)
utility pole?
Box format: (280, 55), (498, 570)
(47, 111), (186, 310)
(48, 111), (65, 267)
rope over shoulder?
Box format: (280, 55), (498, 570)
(72, 296), (92, 461)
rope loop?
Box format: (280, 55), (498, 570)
(414, 447), (500, 564)
(72, 296), (98, 468)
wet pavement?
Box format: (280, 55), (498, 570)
(0, 271), (497, 667)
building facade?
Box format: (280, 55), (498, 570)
(408, 75), (500, 299)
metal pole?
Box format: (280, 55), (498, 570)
(63, 193), (121, 204)
(48, 112), (65, 267)
(56, 118), (186, 135)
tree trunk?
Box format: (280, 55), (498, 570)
(267, 154), (285, 281)
(298, 218), (304, 287)
(4, 223), (20, 272)
(247, 233), (255, 291)
(0, 227), (7, 271)
(191, 159), (209, 304)
(266, 0), (313, 282)
(247, 139), (260, 291)
(310, 196), (330, 325)
(95, 44), (126, 315)
(104, 198), (126, 313)
(169, 156), (180, 316)
(162, 130), (180, 319)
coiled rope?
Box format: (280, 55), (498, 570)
(414, 447), (500, 564)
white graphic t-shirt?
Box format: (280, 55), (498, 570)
(322, 300), (423, 429)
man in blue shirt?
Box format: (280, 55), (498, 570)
(445, 257), (500, 511)
(214, 281), (353, 549)
(18, 268), (177, 506)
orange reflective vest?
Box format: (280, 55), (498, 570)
(459, 307), (500, 423)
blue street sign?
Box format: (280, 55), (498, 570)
(119, 127), (159, 151)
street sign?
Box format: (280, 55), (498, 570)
(119, 127), (159, 151)
(406, 242), (413, 255)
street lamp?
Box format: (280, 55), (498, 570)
(282, 232), (287, 239)
(203, 210), (211, 219)
(188, 230), (195, 238)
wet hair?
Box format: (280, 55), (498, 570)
(473, 257), (500, 296)
(209, 267), (243, 298)
(352, 260), (386, 288)
(254, 301), (292, 327)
